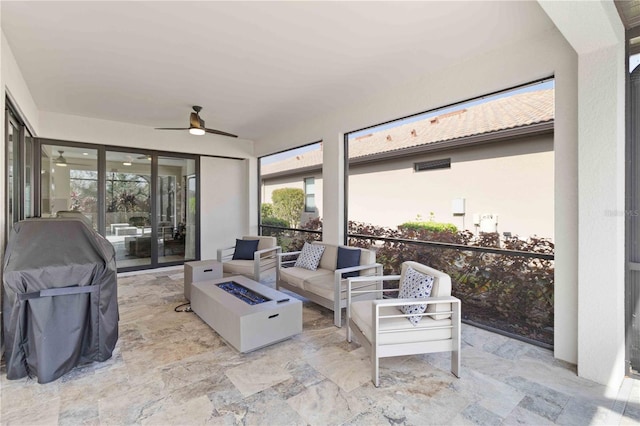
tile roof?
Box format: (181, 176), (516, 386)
(261, 89), (554, 176)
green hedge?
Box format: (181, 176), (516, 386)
(399, 221), (458, 233)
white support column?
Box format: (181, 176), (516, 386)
(539, 0), (626, 389)
(577, 43), (626, 390)
(246, 156), (259, 235)
(321, 133), (345, 245)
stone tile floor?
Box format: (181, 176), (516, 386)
(1, 269), (638, 425)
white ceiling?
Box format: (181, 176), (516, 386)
(1, 1), (555, 141)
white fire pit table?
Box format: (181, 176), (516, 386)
(190, 275), (302, 353)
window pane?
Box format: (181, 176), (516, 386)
(259, 143), (323, 250)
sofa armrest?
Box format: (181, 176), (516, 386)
(334, 263), (383, 301)
(276, 250), (301, 267)
(334, 262), (383, 279)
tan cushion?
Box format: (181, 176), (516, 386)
(312, 242), (338, 271)
(358, 248), (377, 277)
(243, 235), (276, 251)
(308, 275), (378, 301)
(280, 267), (332, 289)
(223, 259), (254, 276)
(350, 300), (452, 345)
(401, 261), (452, 320)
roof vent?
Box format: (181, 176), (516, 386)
(411, 129), (417, 137)
(386, 135), (392, 141)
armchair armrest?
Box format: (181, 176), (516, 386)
(216, 245), (236, 262)
(253, 246), (281, 280)
(254, 245), (282, 258)
(372, 296), (461, 333)
(373, 295), (460, 309)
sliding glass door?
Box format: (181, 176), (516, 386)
(35, 140), (199, 272)
(157, 156), (197, 264)
(105, 150), (152, 268)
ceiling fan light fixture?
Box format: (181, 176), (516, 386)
(55, 150), (67, 167)
(189, 127), (205, 136)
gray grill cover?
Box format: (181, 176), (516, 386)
(2, 218), (118, 383)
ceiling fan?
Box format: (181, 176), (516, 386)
(52, 150), (89, 167)
(155, 106), (238, 138)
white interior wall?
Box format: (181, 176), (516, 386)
(200, 156), (248, 259)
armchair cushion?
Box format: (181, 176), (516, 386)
(232, 238), (259, 260)
(398, 266), (434, 325)
(294, 242), (325, 271)
(337, 247), (361, 278)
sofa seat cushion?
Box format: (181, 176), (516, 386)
(306, 277), (378, 302)
(280, 267), (333, 289)
(223, 259), (255, 276)
(350, 300), (452, 345)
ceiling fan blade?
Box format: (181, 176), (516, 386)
(155, 127), (190, 130)
(204, 128), (238, 138)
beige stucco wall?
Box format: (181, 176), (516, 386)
(263, 134), (553, 240)
(351, 135), (554, 239)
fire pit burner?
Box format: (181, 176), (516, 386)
(217, 281), (271, 305)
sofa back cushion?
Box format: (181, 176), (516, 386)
(312, 241), (338, 271)
(243, 235), (276, 251)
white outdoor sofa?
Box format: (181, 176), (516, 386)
(276, 241), (382, 327)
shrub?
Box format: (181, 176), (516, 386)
(261, 216), (289, 238)
(271, 188), (304, 228)
(261, 203), (274, 219)
(399, 221), (458, 233)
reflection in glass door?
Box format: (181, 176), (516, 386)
(40, 144), (99, 228)
(157, 156), (196, 264)
(106, 151), (152, 268)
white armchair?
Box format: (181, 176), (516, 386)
(217, 236), (281, 282)
(346, 261), (461, 387)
